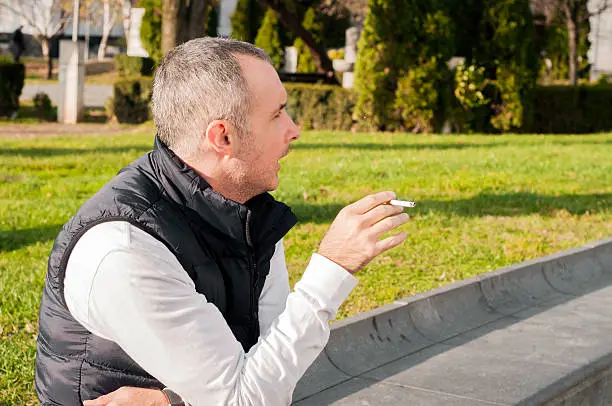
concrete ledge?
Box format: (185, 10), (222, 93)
(293, 237), (612, 405)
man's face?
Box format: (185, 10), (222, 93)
(233, 56), (300, 195)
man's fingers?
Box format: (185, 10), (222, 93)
(362, 203), (404, 226)
(370, 212), (409, 238)
(347, 191), (396, 215)
(375, 232), (408, 255)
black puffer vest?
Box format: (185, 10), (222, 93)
(35, 138), (297, 405)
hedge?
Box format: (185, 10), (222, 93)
(0, 60), (25, 117)
(285, 83), (356, 131)
(529, 85), (612, 133)
(114, 54), (155, 77)
(109, 77), (612, 134)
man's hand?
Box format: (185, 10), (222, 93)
(317, 191), (409, 274)
(83, 386), (168, 406)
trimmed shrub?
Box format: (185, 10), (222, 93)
(0, 60), (25, 117)
(285, 83), (355, 131)
(477, 0), (539, 132)
(354, 0), (455, 132)
(33, 92), (54, 121)
(114, 54), (155, 77)
(255, 9), (283, 69)
(107, 77), (153, 124)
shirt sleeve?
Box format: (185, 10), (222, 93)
(258, 239), (290, 335)
(66, 222), (357, 406)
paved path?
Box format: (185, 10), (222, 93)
(21, 83), (113, 108)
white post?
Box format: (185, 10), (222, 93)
(73, 0), (80, 42)
(59, 40), (85, 124)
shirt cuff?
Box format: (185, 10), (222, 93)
(294, 253), (358, 316)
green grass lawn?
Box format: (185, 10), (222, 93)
(1, 130), (611, 403)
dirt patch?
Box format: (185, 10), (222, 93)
(0, 123), (153, 139)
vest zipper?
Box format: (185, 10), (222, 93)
(245, 210), (259, 343)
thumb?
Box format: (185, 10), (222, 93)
(83, 395), (109, 406)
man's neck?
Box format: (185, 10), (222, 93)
(182, 156), (254, 204)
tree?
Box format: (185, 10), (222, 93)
(533, 0), (612, 85)
(97, 0), (123, 60)
(161, 0), (213, 57)
(257, 0), (335, 77)
(230, 0), (264, 42)
(354, 0), (455, 131)
(0, 0), (72, 79)
(477, 0), (539, 131)
(255, 8), (283, 69)
(294, 7), (323, 73)
(140, 0), (162, 62)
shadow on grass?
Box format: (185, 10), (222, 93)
(0, 145), (151, 157)
(289, 192), (611, 224)
(2, 106), (110, 124)
(293, 138), (612, 152)
(0, 224), (62, 252)
(292, 141), (509, 151)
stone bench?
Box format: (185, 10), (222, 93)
(293, 238), (612, 405)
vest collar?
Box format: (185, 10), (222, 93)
(150, 136), (297, 252)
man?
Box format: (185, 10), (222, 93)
(35, 38), (408, 406)
(10, 26), (25, 62)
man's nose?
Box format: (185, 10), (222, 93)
(288, 118), (300, 142)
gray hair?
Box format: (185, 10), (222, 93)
(151, 37), (271, 158)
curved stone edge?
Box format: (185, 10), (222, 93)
(293, 237), (612, 403)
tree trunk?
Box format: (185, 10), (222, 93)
(41, 37), (53, 80)
(121, 0), (132, 47)
(98, 0), (112, 60)
(258, 0), (337, 83)
(174, 0), (209, 46)
(565, 3), (579, 85)
(162, 0), (180, 56)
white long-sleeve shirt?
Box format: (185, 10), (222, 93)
(63, 221), (357, 405)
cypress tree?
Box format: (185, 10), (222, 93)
(140, 0), (163, 63)
(294, 7), (324, 73)
(254, 8), (283, 69)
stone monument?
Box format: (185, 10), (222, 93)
(127, 8), (149, 58)
(58, 40), (85, 124)
(284, 46), (297, 73)
(332, 27), (360, 88)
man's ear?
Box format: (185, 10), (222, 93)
(205, 120), (233, 156)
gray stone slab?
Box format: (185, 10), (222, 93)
(362, 343), (577, 405)
(443, 315), (612, 368)
(292, 352), (351, 402)
(293, 377), (506, 406)
(479, 259), (561, 315)
(541, 357), (612, 406)
(593, 238), (612, 273)
(542, 246), (607, 295)
(513, 285), (612, 327)
(400, 280), (501, 342)
(324, 302), (433, 376)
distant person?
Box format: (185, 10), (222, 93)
(10, 26), (25, 63)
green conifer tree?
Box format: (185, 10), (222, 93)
(294, 7), (324, 73)
(140, 0), (163, 63)
(254, 8), (283, 70)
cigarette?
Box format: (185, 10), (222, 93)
(389, 199), (416, 208)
